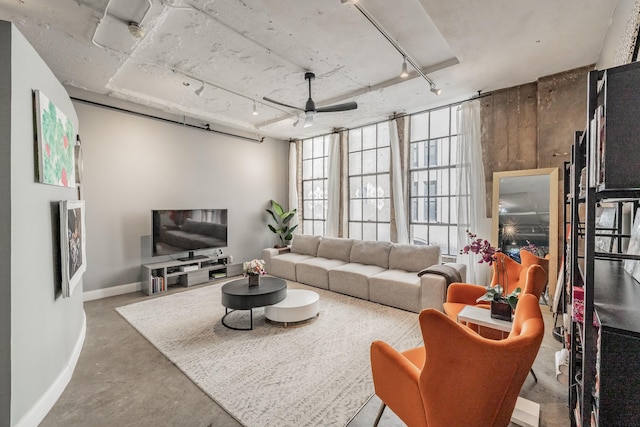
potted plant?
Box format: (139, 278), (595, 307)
(243, 259), (266, 286)
(476, 283), (521, 322)
(266, 200), (298, 247)
(461, 230), (519, 321)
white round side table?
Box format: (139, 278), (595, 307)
(264, 289), (320, 327)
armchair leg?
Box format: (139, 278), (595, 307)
(530, 368), (538, 383)
(373, 402), (386, 427)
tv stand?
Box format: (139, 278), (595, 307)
(178, 251), (208, 261)
(141, 254), (230, 295)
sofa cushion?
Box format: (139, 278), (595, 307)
(296, 257), (348, 289)
(291, 234), (322, 256)
(349, 240), (392, 268)
(389, 244), (440, 272)
(369, 269), (421, 313)
(317, 237), (354, 262)
(268, 252), (314, 282)
(328, 263), (386, 300)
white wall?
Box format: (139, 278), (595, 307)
(4, 21), (85, 426)
(0, 20), (11, 427)
(598, 0), (638, 69)
(74, 101), (289, 292)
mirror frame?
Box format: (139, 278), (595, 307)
(491, 167), (559, 297)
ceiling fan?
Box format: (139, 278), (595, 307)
(263, 72), (358, 128)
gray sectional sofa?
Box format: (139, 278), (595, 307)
(262, 234), (466, 313)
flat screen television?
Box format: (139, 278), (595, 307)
(152, 209), (228, 260)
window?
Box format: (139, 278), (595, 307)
(301, 136), (329, 236)
(348, 123), (391, 241)
(408, 105), (459, 255)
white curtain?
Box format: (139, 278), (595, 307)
(390, 119), (409, 244)
(456, 100), (491, 285)
(325, 133), (340, 237)
(288, 141), (299, 233)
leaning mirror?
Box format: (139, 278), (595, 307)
(491, 168), (559, 301)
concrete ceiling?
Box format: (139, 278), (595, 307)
(1, 0), (618, 141)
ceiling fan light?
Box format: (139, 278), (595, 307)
(400, 59), (409, 78)
(304, 111), (314, 128)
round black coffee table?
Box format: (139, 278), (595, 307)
(221, 276), (287, 330)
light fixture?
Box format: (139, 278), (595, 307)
(252, 101), (258, 115)
(195, 82), (205, 96)
(351, 3), (441, 95)
(341, 0), (358, 4)
(127, 22), (145, 39)
(400, 58), (409, 78)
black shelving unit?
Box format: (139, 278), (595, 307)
(567, 61), (640, 427)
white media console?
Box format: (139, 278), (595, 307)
(141, 254), (229, 295)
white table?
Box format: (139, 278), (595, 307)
(264, 289), (319, 327)
(457, 305), (513, 334)
(456, 305), (540, 427)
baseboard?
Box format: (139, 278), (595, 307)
(14, 310), (86, 427)
(83, 282), (141, 301)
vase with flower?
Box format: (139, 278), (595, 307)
(460, 230), (521, 321)
(243, 259), (266, 286)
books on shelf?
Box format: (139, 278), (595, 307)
(624, 207), (640, 282)
(151, 276), (165, 294)
(588, 105), (605, 188)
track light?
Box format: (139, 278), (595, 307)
(127, 22), (145, 38)
(430, 85), (442, 95)
(195, 82), (205, 96)
(341, 0), (358, 4)
(352, 3), (440, 93)
(293, 115), (300, 127)
(400, 58), (409, 78)
(252, 101), (258, 115)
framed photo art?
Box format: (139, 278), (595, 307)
(34, 90), (76, 187)
(60, 200), (86, 297)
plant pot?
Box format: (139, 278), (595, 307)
(490, 299), (512, 322)
(248, 275), (260, 286)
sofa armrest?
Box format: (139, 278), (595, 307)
(443, 262), (466, 283)
(417, 262), (468, 311)
(419, 274), (448, 311)
(262, 247), (287, 273)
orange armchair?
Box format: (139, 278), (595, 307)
(370, 294), (544, 427)
(443, 252), (547, 328)
(520, 250), (550, 300)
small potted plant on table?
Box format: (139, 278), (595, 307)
(461, 230), (520, 321)
(243, 259), (266, 286)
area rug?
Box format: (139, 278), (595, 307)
(115, 280), (421, 427)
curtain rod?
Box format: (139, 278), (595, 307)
(293, 92), (493, 141)
(70, 97), (264, 143)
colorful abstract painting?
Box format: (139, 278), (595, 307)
(35, 90), (76, 187)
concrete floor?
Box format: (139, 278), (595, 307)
(41, 280), (570, 427)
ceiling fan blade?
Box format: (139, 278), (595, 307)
(262, 97), (304, 112)
(316, 101), (358, 113)
(303, 111), (315, 128)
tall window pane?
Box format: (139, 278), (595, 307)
(408, 104), (460, 255)
(301, 136), (330, 236)
(348, 122), (391, 241)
